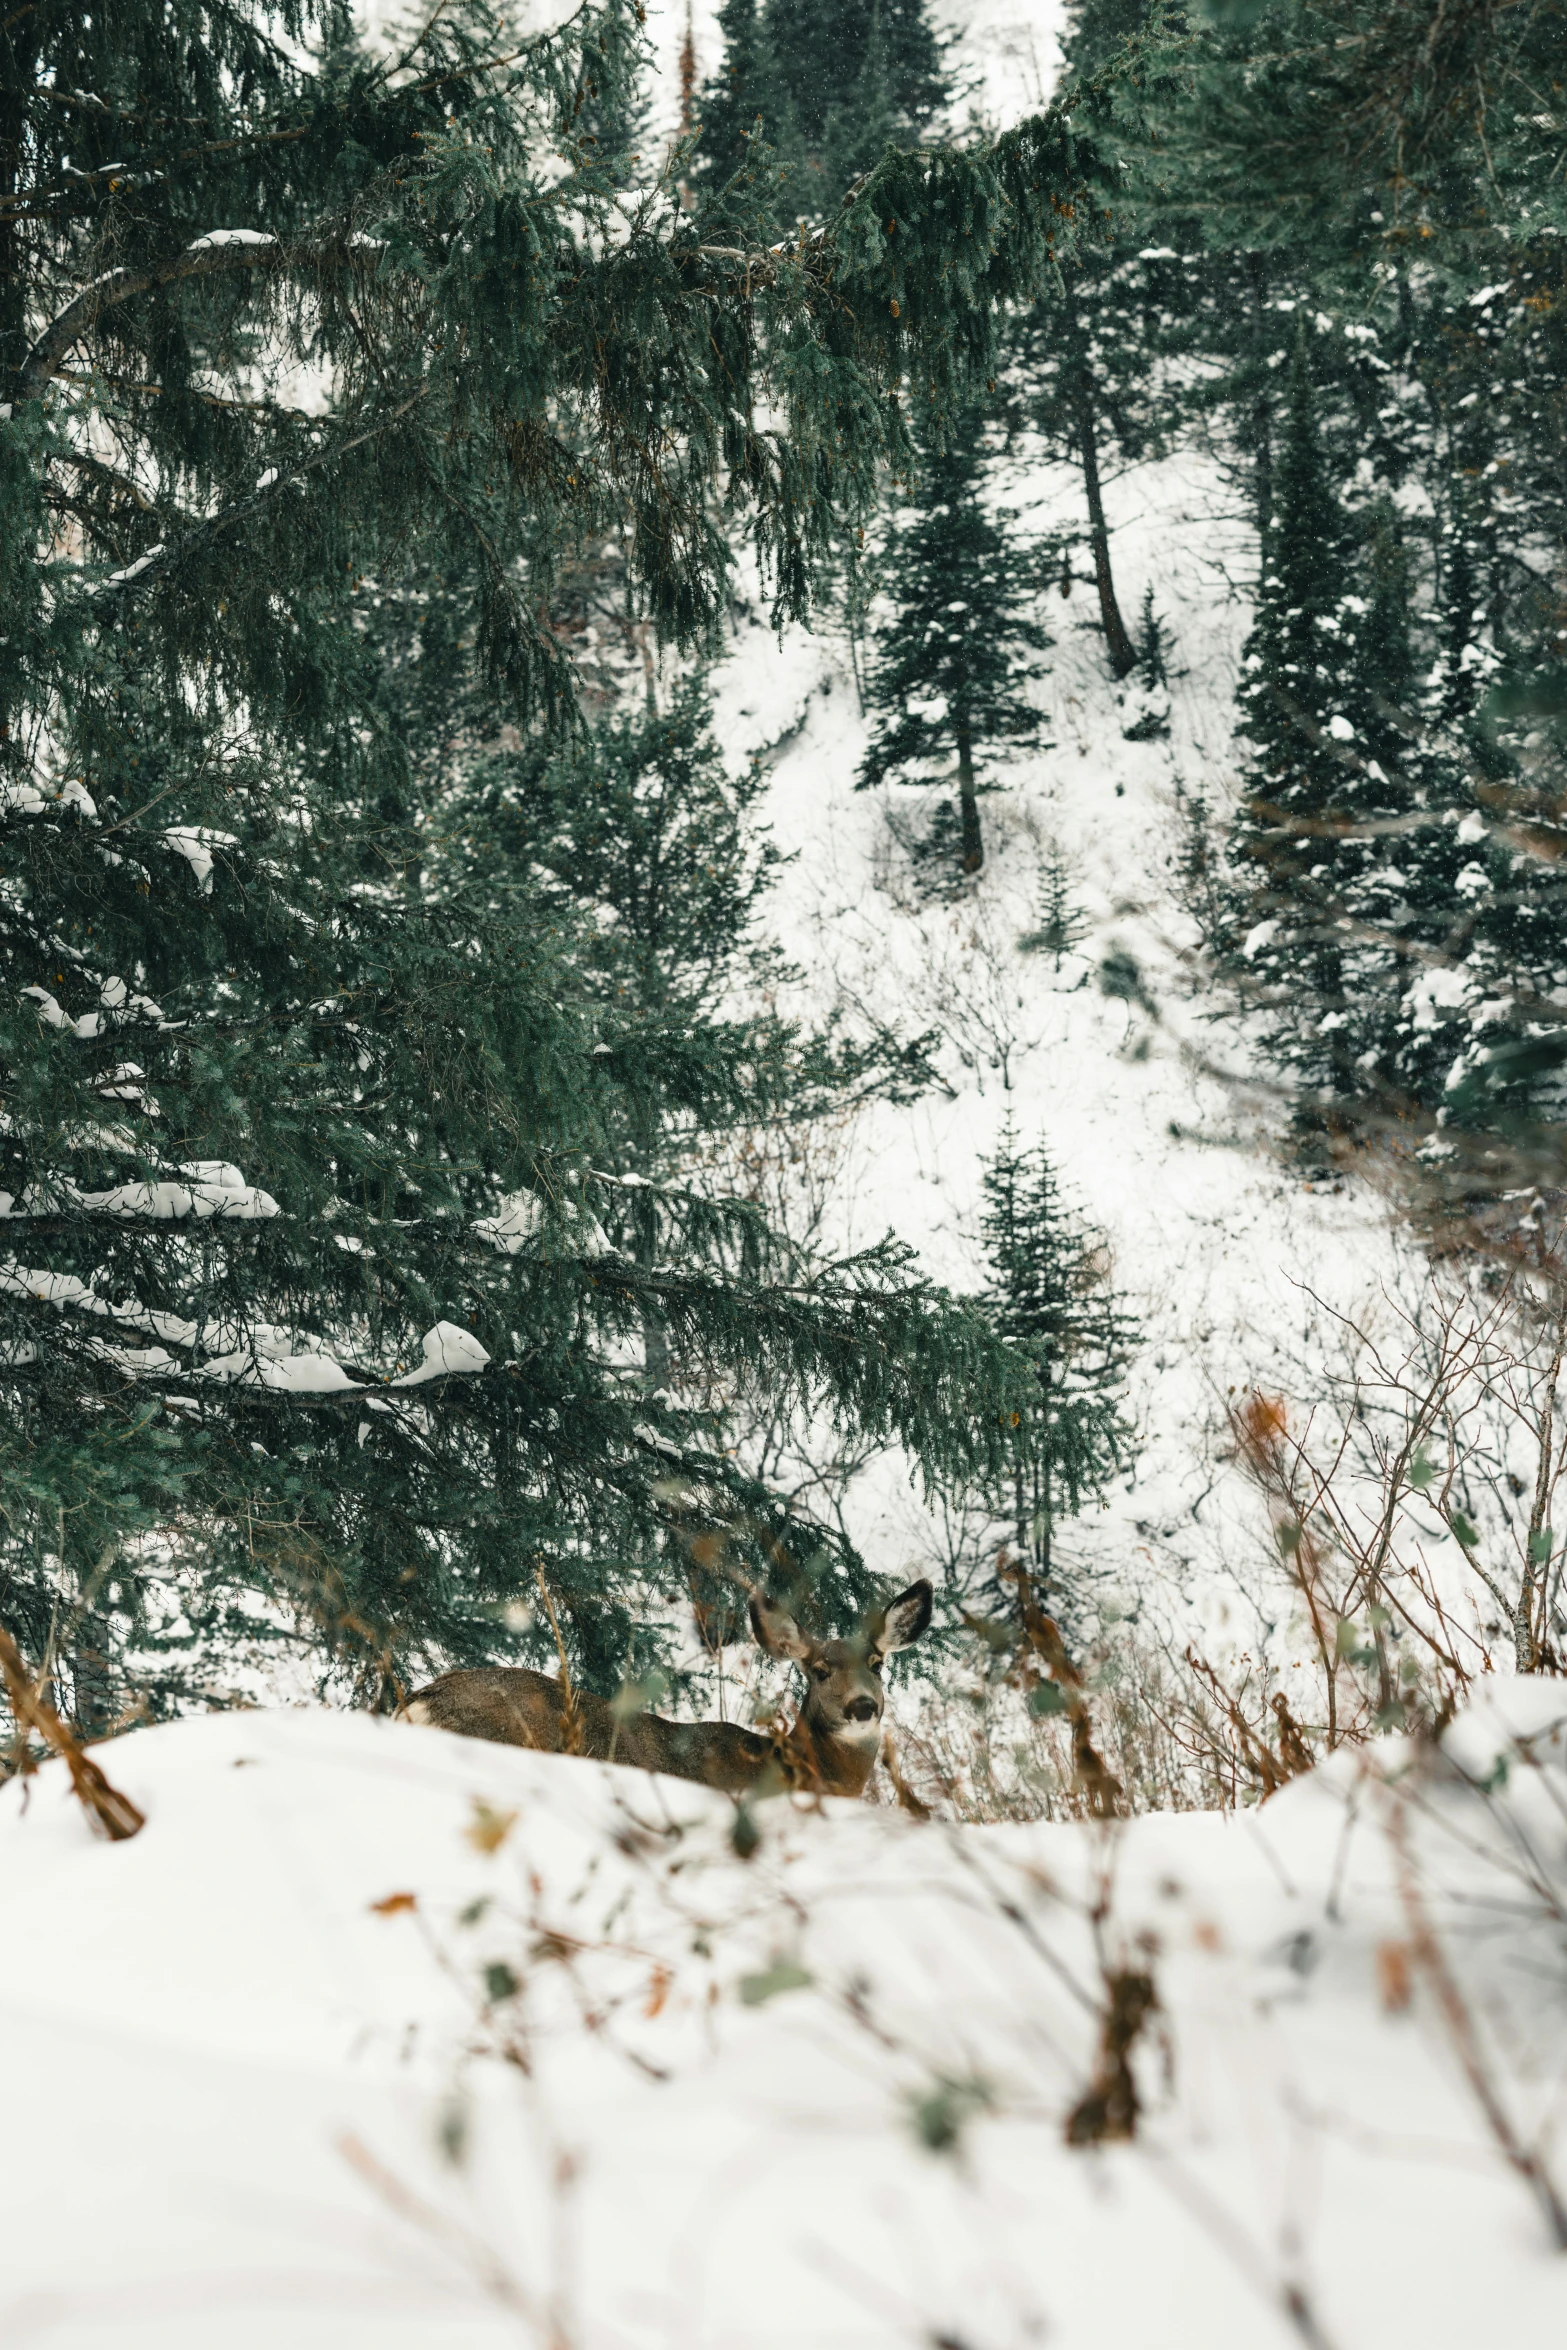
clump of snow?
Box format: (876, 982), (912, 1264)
(99, 544), (165, 590)
(186, 228), (277, 252)
(473, 1189), (544, 1254)
(1408, 962), (1475, 1031)
(391, 1320), (492, 1385)
(162, 825), (238, 891)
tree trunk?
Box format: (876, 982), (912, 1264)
(956, 717), (983, 874)
(1245, 252), (1273, 539)
(1038, 1365), (1053, 1603)
(1073, 371), (1138, 681)
(0, 24), (38, 401)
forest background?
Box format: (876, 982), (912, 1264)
(3, 0), (1565, 1812)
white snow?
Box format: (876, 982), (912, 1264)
(81, 1162), (281, 1219)
(2, 1697), (1564, 2348)
(162, 824), (238, 891)
(98, 544), (164, 590)
(473, 1189), (545, 1255)
(391, 1320), (492, 1385)
(0, 1163), (280, 1220)
(186, 228), (277, 251)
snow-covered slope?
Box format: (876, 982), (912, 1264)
(5, 1699), (1565, 2347)
(356, 5), (1419, 1686)
(701, 436), (1406, 1657)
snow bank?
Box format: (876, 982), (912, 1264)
(3, 1700), (1564, 2347)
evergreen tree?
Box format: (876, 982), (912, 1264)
(765, 0), (948, 199)
(1143, 0), (1567, 1188)
(858, 405), (1049, 878)
(1011, 49), (1200, 684)
(0, 0), (1078, 1724)
(1221, 340), (1566, 1147)
(429, 678), (931, 1376)
(1223, 337), (1406, 1104)
(1059, 0), (1164, 82)
(1120, 583), (1173, 740)
(1019, 847), (1089, 970)
(979, 1126), (1136, 1613)
(694, 0), (785, 196)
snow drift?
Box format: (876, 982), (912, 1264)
(3, 1695), (1566, 2348)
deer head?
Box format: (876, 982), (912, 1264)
(748, 1578), (934, 1792)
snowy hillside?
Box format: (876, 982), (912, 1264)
(5, 1695), (1566, 2347)
(606, 0), (1413, 1686)
(697, 439), (1405, 1665)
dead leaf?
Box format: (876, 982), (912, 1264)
(1377, 1941), (1413, 2013)
(370, 1890), (418, 1916)
(464, 1799), (518, 1855)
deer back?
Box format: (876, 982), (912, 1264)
(405, 1665), (781, 1795)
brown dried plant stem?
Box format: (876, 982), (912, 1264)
(534, 1561), (585, 1757)
(1064, 1965), (1159, 2145)
(1001, 1560), (1126, 1819)
(0, 1622), (145, 1840)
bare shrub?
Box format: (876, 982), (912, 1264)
(888, 1612), (1236, 1822)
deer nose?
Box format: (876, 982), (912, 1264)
(843, 1696), (878, 1723)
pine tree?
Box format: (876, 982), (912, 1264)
(1011, 46), (1198, 685)
(858, 404), (1049, 879)
(979, 1126), (1135, 1613)
(1058, 0), (1162, 82)
(1019, 847), (1088, 970)
(0, 0), (1077, 1723)
(1222, 337), (1405, 1104)
(1024, 0), (1567, 1203)
(1120, 583), (1173, 740)
(1221, 343), (1563, 1146)
(765, 0), (947, 199)
(695, 0), (785, 196)
(429, 678), (931, 1373)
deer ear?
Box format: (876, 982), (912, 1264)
(749, 1589), (813, 1664)
(872, 1579), (933, 1659)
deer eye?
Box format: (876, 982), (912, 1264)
(812, 1665), (830, 1681)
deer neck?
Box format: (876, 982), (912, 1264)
(779, 1706), (880, 1798)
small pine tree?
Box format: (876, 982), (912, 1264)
(858, 405), (1050, 879)
(1018, 846), (1088, 970)
(1135, 584), (1170, 692)
(978, 1127), (1136, 1613)
(1121, 583), (1173, 740)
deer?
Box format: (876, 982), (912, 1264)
(403, 1579), (933, 1800)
